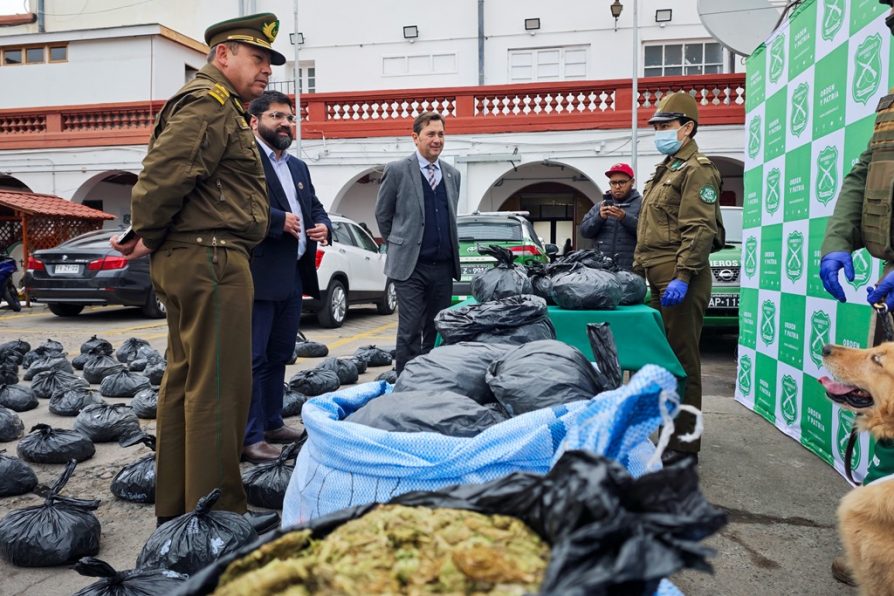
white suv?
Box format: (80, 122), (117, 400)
(304, 214), (397, 327)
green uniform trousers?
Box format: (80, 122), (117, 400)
(645, 260), (712, 453)
(150, 244), (253, 517)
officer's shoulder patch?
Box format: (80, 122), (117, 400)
(696, 155), (712, 166)
(699, 185), (718, 204)
(206, 83), (231, 107)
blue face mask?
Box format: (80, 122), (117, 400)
(654, 129), (682, 155)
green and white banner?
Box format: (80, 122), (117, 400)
(739, 0), (894, 483)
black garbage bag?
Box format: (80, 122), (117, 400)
(587, 323), (624, 392)
(317, 357), (359, 385)
(145, 360), (166, 386)
(72, 557), (188, 596)
(22, 339), (64, 369)
(31, 369), (89, 399)
(111, 434), (156, 504)
(0, 450), (37, 497)
(100, 370), (151, 398)
(23, 354), (73, 381)
(129, 351), (164, 373)
(0, 339), (30, 364)
(346, 390), (508, 437)
(72, 353), (91, 370)
(486, 340), (605, 416)
(0, 406), (24, 441)
(0, 361), (17, 385)
(435, 294), (556, 345)
(49, 387), (106, 417)
(353, 345), (392, 367)
(136, 488), (257, 575)
(549, 264), (622, 310)
(242, 441), (304, 509)
(80, 336), (113, 356)
(376, 369), (398, 384)
(288, 368), (340, 396)
(131, 387), (158, 419)
(0, 384), (38, 412)
(615, 270), (647, 305)
(350, 355), (368, 374)
(183, 451), (726, 595)
(282, 385), (306, 418)
(555, 247), (615, 270)
(83, 355), (126, 385)
(115, 338), (151, 364)
(394, 342), (514, 405)
(289, 331), (329, 363)
(74, 404), (141, 443)
(471, 245), (533, 302)
(0, 460), (101, 567)
(18, 424), (96, 463)
(127, 358), (148, 372)
(527, 262), (555, 305)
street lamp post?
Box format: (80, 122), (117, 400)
(292, 0), (302, 157)
(610, 1), (638, 175)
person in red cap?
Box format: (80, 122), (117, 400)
(580, 163), (641, 270)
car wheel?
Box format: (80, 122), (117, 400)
(317, 279), (347, 328)
(3, 281), (20, 312)
(376, 280), (397, 315)
(48, 303), (84, 317)
(142, 287), (166, 319)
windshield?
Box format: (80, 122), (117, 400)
(720, 207), (743, 244)
(457, 221), (523, 242)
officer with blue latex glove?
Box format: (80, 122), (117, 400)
(660, 279), (688, 307)
(819, 251), (854, 303)
(867, 273), (894, 311)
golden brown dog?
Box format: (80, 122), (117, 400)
(820, 342), (894, 596)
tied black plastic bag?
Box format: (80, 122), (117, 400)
(49, 387), (105, 417)
(289, 331), (328, 363)
(0, 450), (37, 496)
(100, 370), (151, 398)
(549, 264), (622, 310)
(350, 355), (367, 374)
(345, 390), (508, 437)
(72, 557), (188, 596)
(0, 361), (17, 384)
(486, 339), (605, 416)
(83, 355), (126, 385)
(587, 323), (623, 391)
(18, 423), (96, 463)
(0, 460), (101, 567)
(435, 294), (556, 345)
(0, 339), (30, 365)
(0, 384), (37, 412)
(527, 262), (555, 305)
(183, 451), (726, 595)
(111, 434), (156, 504)
(0, 406), (24, 441)
(23, 354), (73, 381)
(353, 345), (392, 367)
(31, 369), (89, 399)
(72, 353), (90, 370)
(615, 269), (647, 305)
(376, 369), (398, 384)
(471, 245), (533, 302)
(131, 387), (158, 419)
(555, 248), (615, 270)
(74, 403), (141, 443)
(145, 360), (166, 386)
(317, 357), (359, 385)
(116, 337), (152, 364)
(80, 335), (113, 356)
(394, 342), (514, 405)
(242, 441), (304, 509)
(282, 385), (306, 418)
(289, 368), (340, 396)
(136, 488), (257, 575)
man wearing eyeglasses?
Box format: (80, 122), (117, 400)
(243, 90), (331, 464)
(580, 163), (642, 270)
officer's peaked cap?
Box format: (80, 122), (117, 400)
(205, 12), (287, 65)
(648, 92), (700, 124)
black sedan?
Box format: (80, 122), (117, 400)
(24, 229), (165, 318)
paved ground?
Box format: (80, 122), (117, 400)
(0, 306), (855, 595)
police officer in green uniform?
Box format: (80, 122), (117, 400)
(633, 92), (725, 464)
(819, 1), (894, 585)
(112, 13), (284, 529)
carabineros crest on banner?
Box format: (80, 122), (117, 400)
(790, 82), (810, 137)
(785, 231), (804, 283)
(769, 35), (786, 84)
(781, 374), (799, 426)
(853, 33), (882, 105)
(816, 146), (839, 205)
(821, 0), (845, 41)
(738, 355), (753, 396)
(761, 300), (777, 346)
(744, 236), (758, 278)
(837, 409), (861, 471)
(847, 251), (872, 290)
(766, 168), (782, 215)
(809, 310), (832, 367)
(748, 116), (762, 159)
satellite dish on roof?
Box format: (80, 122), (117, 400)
(698, 0), (783, 57)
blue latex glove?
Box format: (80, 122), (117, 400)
(660, 279), (688, 307)
(867, 271), (894, 311)
(819, 251), (854, 303)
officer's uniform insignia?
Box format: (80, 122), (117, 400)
(700, 185), (718, 204)
(262, 21), (279, 43)
(208, 83), (231, 106)
(696, 156), (712, 165)
(297, 182), (304, 190)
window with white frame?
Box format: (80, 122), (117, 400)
(276, 61), (316, 94)
(382, 53), (457, 77)
(643, 41), (724, 77)
(508, 46), (588, 82)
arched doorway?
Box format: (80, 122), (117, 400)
(0, 175), (30, 192)
(708, 156), (744, 207)
(331, 167), (385, 238)
(72, 171), (138, 227)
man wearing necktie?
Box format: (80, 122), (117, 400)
(375, 112), (461, 372)
(244, 90), (332, 463)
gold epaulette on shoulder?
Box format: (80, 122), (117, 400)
(207, 83), (231, 106)
(696, 155), (712, 165)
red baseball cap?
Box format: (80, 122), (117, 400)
(605, 163), (634, 179)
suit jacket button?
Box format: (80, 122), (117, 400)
(197, 237), (203, 243)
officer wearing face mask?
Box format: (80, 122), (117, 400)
(633, 91), (725, 466)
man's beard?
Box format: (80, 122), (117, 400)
(260, 123), (293, 151)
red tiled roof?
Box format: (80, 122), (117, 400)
(0, 13), (36, 26)
(0, 190), (115, 220)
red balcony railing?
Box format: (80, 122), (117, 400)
(0, 73), (744, 150)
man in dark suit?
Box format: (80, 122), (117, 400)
(244, 90), (332, 463)
(375, 112), (461, 372)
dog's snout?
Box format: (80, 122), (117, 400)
(822, 344), (834, 357)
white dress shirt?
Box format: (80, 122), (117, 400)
(257, 138), (306, 259)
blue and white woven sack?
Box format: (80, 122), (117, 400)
(282, 364), (678, 526)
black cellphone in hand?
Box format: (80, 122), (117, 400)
(117, 226), (136, 244)
(603, 198), (615, 207)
